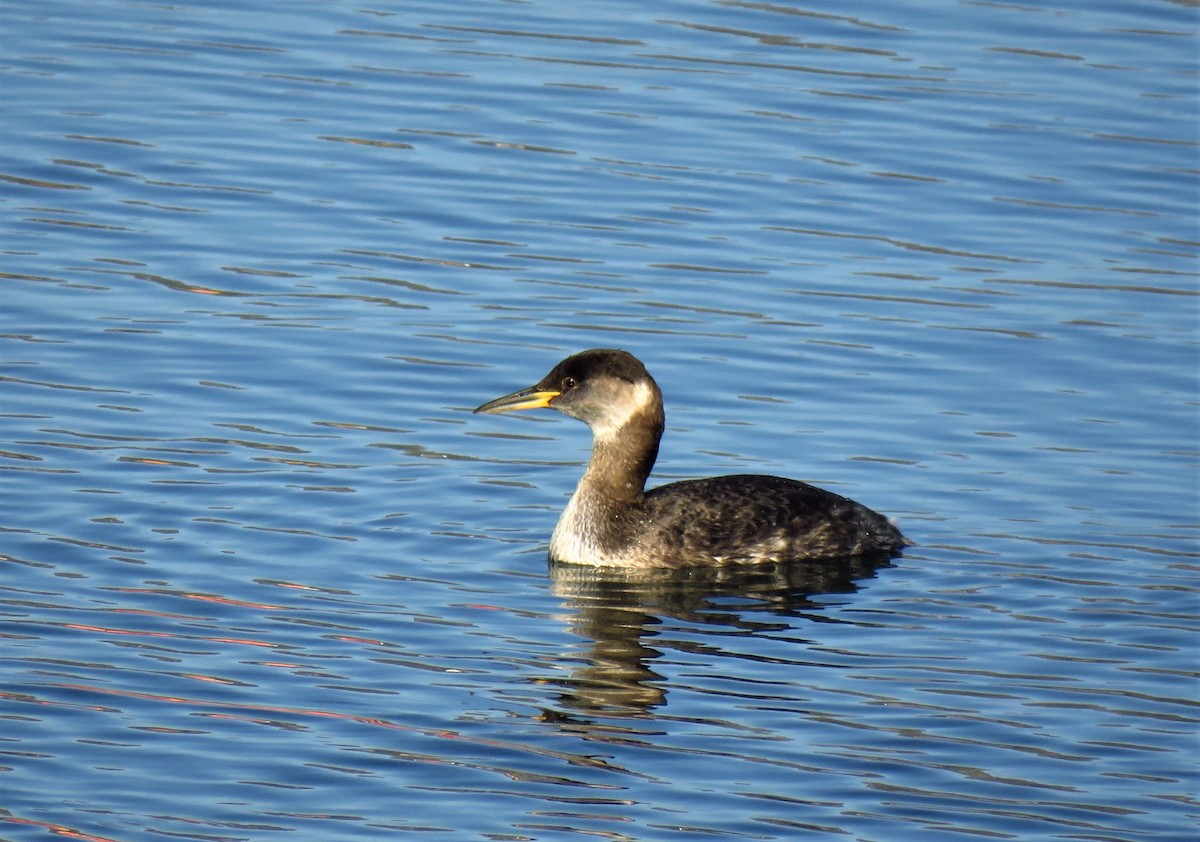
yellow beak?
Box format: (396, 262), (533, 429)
(473, 386), (561, 415)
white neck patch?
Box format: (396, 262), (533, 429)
(590, 379), (656, 441)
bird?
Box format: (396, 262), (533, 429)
(473, 348), (907, 568)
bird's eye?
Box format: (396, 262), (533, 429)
(562, 377), (576, 391)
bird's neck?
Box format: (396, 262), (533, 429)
(550, 408), (664, 565)
(579, 410), (663, 506)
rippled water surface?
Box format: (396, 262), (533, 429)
(2, 0), (1197, 839)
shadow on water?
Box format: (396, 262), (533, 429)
(542, 553), (893, 720)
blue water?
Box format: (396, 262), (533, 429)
(2, 0), (1196, 839)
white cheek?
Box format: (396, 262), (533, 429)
(591, 380), (655, 440)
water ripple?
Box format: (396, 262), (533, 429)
(1, 0), (1196, 839)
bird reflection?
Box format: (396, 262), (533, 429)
(540, 553), (891, 724)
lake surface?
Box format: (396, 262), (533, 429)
(1, 0), (1197, 839)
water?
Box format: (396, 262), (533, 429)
(2, 0), (1197, 839)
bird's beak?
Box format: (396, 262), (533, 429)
(473, 385), (561, 415)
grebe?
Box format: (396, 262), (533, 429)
(474, 349), (907, 568)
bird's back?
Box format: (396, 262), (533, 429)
(637, 474), (906, 567)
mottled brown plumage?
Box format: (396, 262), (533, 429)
(474, 349), (907, 568)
